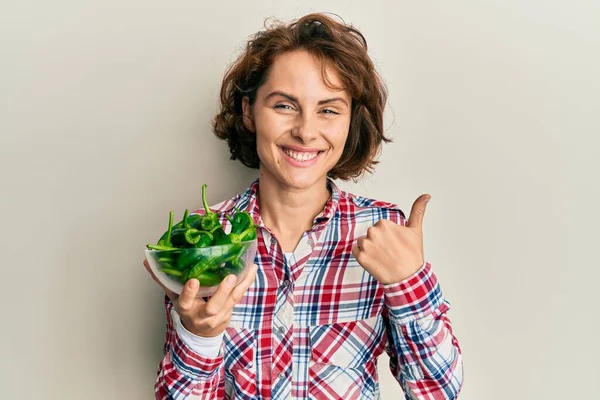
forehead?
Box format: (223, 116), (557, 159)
(261, 50), (349, 100)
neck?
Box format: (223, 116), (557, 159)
(257, 173), (331, 237)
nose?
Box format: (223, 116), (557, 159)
(291, 114), (317, 143)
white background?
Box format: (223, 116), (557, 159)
(1, 1), (599, 399)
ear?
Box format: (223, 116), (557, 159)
(242, 96), (255, 133)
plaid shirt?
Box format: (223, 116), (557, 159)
(153, 179), (464, 399)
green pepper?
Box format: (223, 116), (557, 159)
(229, 208), (254, 235)
(170, 210), (205, 247)
(184, 257), (220, 282)
(175, 250), (204, 271)
(211, 224), (231, 246)
(161, 268), (183, 278)
(199, 184), (219, 231)
(242, 228), (257, 241)
(196, 271), (224, 287)
(156, 253), (178, 269)
(194, 231), (213, 248)
(187, 213), (203, 229)
(147, 244), (178, 251)
(170, 210), (189, 245)
(183, 244), (244, 282)
(148, 211), (175, 250)
(227, 224), (257, 244)
(221, 258), (245, 277)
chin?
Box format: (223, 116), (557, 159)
(281, 173), (324, 190)
(268, 167), (330, 191)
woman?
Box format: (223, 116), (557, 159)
(144, 12), (464, 400)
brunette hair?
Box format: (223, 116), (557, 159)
(212, 13), (391, 180)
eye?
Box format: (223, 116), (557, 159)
(321, 108), (339, 115)
(274, 103), (296, 111)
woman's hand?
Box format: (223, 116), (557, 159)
(352, 194), (430, 285)
(143, 260), (258, 337)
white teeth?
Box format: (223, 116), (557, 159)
(282, 148), (319, 161)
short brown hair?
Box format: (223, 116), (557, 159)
(212, 13), (391, 181)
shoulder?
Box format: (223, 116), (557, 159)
(337, 188), (407, 225)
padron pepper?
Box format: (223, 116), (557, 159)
(194, 230), (213, 248)
(183, 245), (242, 282)
(228, 207), (254, 235)
(194, 271), (224, 287)
(199, 184), (220, 231)
(220, 258), (246, 278)
(211, 224), (231, 246)
(170, 210), (199, 247)
(227, 225), (257, 244)
(147, 184), (260, 288)
(147, 211), (178, 251)
(176, 250), (205, 271)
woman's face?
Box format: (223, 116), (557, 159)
(243, 50), (352, 191)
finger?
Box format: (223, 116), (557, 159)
(407, 194), (431, 230)
(213, 309), (234, 329)
(177, 278), (202, 312)
(355, 236), (367, 252)
(143, 259), (178, 301)
(352, 243), (370, 267)
(224, 264), (258, 310)
(202, 274), (239, 317)
(366, 226), (377, 239)
(352, 243), (361, 260)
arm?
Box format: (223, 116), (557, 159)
(154, 295), (224, 400)
(382, 262), (464, 399)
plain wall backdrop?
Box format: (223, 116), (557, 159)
(1, 1), (598, 399)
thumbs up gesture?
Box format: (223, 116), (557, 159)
(352, 194), (431, 285)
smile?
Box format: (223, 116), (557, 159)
(279, 146), (325, 167)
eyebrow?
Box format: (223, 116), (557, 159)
(265, 91), (349, 107)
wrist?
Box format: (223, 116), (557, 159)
(382, 262), (423, 285)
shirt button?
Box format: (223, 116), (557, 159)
(281, 280), (290, 288)
(278, 326), (285, 333)
(248, 362), (253, 368)
(279, 373), (284, 379)
(307, 239), (314, 246)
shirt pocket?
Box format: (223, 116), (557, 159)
(307, 315), (386, 400)
(223, 327), (257, 399)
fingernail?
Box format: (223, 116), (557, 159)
(425, 195), (431, 203)
(226, 275), (237, 286)
(188, 279), (198, 289)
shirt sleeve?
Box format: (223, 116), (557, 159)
(172, 309), (224, 358)
(382, 262), (464, 399)
(153, 295), (225, 399)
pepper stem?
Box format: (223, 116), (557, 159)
(239, 225), (256, 241)
(158, 211), (174, 246)
(147, 244), (178, 251)
(202, 184), (214, 216)
(182, 209), (190, 229)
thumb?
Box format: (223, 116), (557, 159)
(407, 194), (431, 230)
(178, 278), (200, 310)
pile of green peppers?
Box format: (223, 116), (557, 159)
(146, 184), (257, 286)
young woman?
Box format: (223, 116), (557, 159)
(144, 12), (464, 400)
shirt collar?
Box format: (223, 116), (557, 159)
(233, 178), (341, 231)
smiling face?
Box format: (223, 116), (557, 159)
(242, 50), (352, 191)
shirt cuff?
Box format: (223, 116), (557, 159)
(171, 309), (224, 358)
(382, 262), (445, 325)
